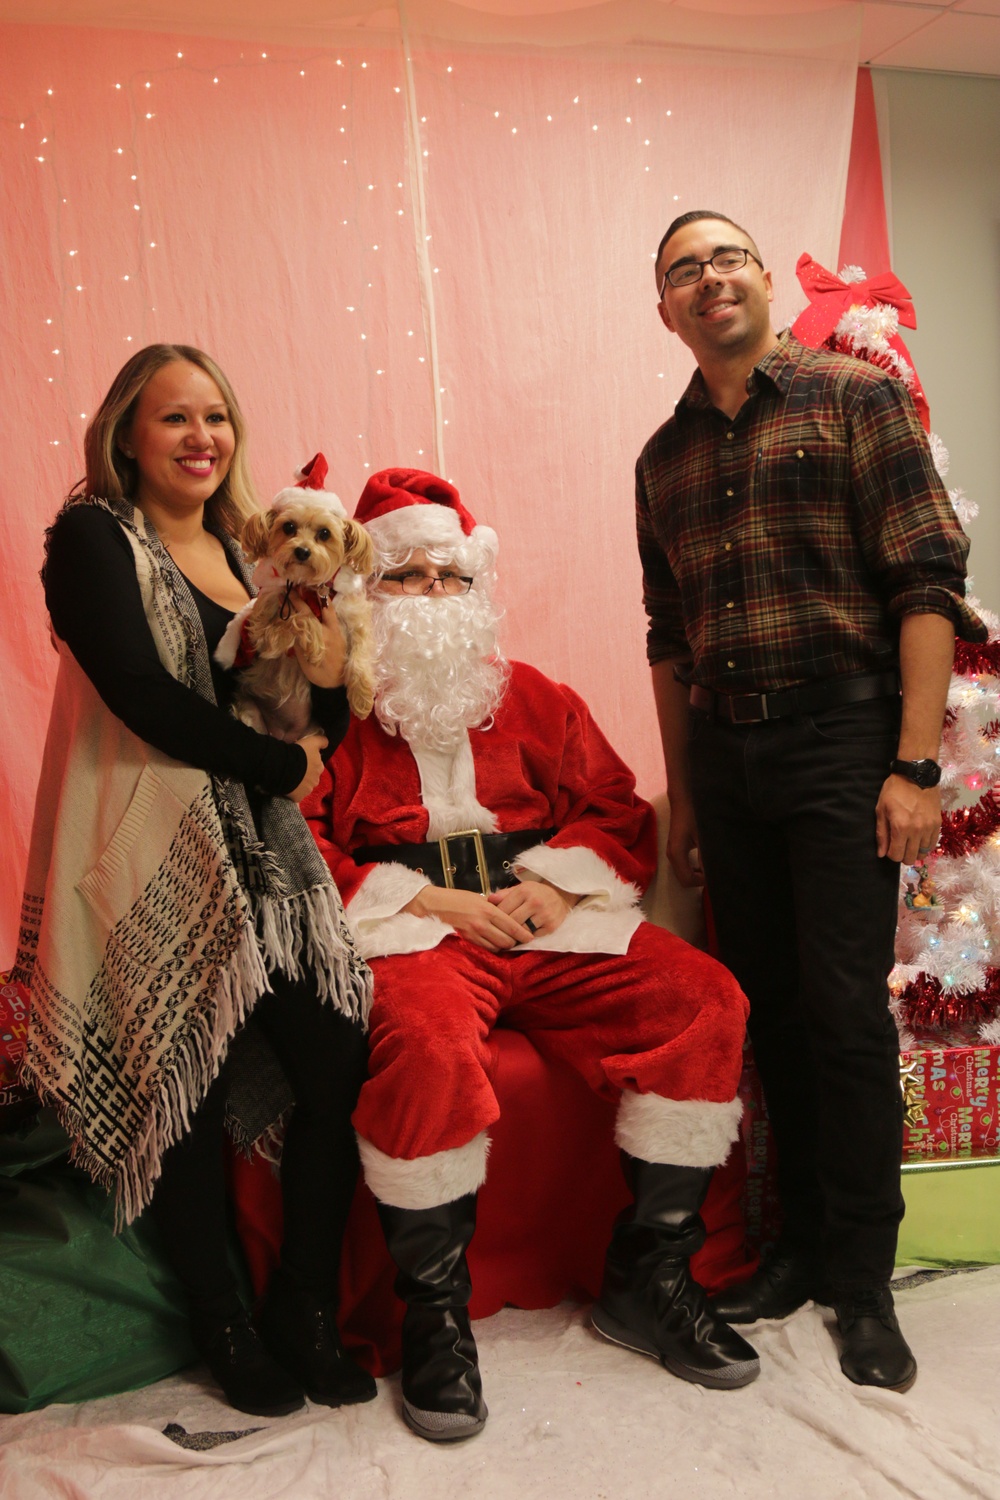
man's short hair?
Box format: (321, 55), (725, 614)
(655, 210), (762, 270)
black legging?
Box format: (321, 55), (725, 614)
(150, 969), (367, 1321)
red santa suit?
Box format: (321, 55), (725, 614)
(304, 660), (748, 1211)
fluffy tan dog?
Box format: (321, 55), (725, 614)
(216, 461), (376, 740)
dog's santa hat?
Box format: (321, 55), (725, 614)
(353, 467), (497, 559)
(270, 452), (347, 520)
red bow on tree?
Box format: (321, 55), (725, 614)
(790, 253), (929, 431)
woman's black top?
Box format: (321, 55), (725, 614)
(44, 504), (349, 795)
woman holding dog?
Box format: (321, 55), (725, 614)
(14, 344), (375, 1418)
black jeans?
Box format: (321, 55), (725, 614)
(687, 695), (905, 1289)
(150, 970), (368, 1321)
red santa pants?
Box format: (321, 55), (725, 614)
(352, 924), (747, 1162)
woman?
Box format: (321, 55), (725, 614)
(13, 344), (374, 1419)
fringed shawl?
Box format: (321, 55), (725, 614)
(14, 496), (371, 1225)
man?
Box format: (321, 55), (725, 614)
(305, 467), (758, 1444)
(636, 210), (986, 1393)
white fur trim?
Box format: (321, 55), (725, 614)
(367, 506), (498, 562)
(349, 859), (430, 920)
(354, 911), (452, 960)
(213, 599), (256, 669)
(615, 1092), (744, 1169)
(515, 843), (641, 912)
(346, 861), (450, 959)
(412, 740), (498, 840)
(358, 1130), (490, 1209)
(271, 485), (347, 519)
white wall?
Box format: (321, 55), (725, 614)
(877, 69), (1000, 616)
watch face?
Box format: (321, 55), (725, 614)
(894, 758), (941, 789)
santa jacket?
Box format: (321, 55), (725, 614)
(304, 661), (658, 961)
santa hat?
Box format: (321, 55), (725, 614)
(353, 467), (497, 558)
(270, 452), (347, 520)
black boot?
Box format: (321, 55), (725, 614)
(377, 1194), (488, 1442)
(834, 1285), (917, 1392)
(257, 1267), (377, 1407)
(708, 1240), (826, 1324)
(592, 1158), (760, 1390)
(191, 1306), (305, 1418)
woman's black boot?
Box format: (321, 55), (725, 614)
(191, 1305), (305, 1418)
(257, 1267), (377, 1407)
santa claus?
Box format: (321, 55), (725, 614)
(304, 468), (758, 1443)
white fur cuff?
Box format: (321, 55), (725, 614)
(615, 1091), (743, 1169)
(515, 843), (641, 912)
(358, 1131), (490, 1209)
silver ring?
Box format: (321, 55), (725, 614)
(524, 917), (537, 934)
(918, 845), (934, 855)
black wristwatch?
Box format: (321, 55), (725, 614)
(890, 757), (942, 789)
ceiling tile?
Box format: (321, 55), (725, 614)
(953, 0), (1000, 17)
(869, 10), (1000, 69)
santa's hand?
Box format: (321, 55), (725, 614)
(289, 593), (347, 688)
(403, 886), (532, 950)
(488, 881), (580, 939)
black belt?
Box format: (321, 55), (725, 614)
(353, 828), (557, 897)
(689, 670), (899, 725)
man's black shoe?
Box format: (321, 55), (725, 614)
(708, 1250), (822, 1324)
(835, 1286), (917, 1392)
(193, 1311), (305, 1417)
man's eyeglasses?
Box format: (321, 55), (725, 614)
(380, 570), (474, 596)
(658, 248), (763, 297)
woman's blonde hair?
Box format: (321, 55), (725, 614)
(75, 343), (258, 538)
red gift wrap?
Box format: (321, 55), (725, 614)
(901, 1034), (1000, 1161)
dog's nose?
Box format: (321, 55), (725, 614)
(293, 546), (311, 563)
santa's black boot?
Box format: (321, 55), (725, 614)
(592, 1157), (760, 1390)
(376, 1193), (488, 1442)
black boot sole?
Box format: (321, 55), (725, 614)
(304, 1380), (379, 1409)
(402, 1397), (488, 1442)
(212, 1387), (306, 1418)
(591, 1306), (760, 1390)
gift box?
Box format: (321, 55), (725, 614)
(900, 1031), (1000, 1162)
(0, 971), (36, 1129)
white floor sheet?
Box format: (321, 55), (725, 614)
(1, 1267), (998, 1500)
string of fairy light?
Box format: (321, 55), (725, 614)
(18, 41), (689, 468)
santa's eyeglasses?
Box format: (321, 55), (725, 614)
(380, 570), (474, 596)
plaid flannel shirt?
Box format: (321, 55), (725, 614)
(636, 334), (985, 692)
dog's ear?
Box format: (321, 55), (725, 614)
(342, 520), (375, 578)
(242, 510), (274, 561)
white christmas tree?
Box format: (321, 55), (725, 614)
(824, 273), (1000, 1044)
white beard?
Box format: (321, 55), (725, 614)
(371, 591), (509, 752)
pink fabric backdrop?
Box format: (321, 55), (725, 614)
(0, 11), (858, 959)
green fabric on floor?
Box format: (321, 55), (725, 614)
(0, 1112), (195, 1413)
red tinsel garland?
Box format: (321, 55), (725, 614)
(937, 792), (1000, 859)
(898, 967), (1000, 1033)
(824, 333), (905, 381)
(954, 639), (1000, 678)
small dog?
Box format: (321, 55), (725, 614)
(216, 461), (376, 740)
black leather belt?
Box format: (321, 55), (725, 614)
(353, 828), (557, 897)
(689, 670), (899, 725)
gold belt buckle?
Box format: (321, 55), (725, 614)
(438, 828), (491, 896)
